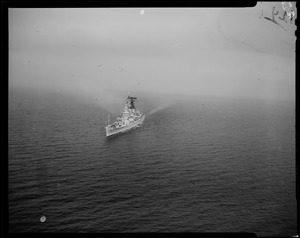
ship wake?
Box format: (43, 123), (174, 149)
(147, 101), (173, 116)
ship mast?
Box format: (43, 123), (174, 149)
(127, 92), (137, 109)
(107, 114), (110, 126)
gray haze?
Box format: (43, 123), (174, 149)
(9, 4), (296, 102)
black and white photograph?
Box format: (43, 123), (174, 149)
(7, 2), (296, 236)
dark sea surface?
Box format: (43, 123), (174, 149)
(8, 87), (296, 236)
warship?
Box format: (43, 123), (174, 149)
(105, 93), (145, 137)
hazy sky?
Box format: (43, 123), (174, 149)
(9, 3), (296, 102)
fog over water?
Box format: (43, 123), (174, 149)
(9, 4), (296, 104)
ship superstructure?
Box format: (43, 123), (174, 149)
(105, 93), (145, 137)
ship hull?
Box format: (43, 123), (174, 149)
(105, 115), (145, 137)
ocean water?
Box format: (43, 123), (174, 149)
(8, 88), (296, 236)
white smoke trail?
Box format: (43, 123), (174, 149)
(147, 101), (174, 115)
